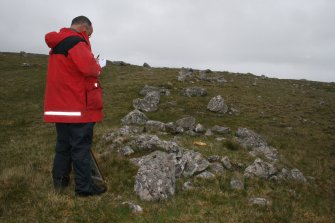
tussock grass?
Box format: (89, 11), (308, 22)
(0, 52), (335, 222)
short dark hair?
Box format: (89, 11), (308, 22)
(71, 16), (92, 26)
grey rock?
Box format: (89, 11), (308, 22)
(196, 171), (216, 179)
(121, 110), (148, 126)
(215, 137), (226, 142)
(230, 179), (244, 190)
(207, 155), (221, 162)
(221, 156), (232, 170)
(211, 125), (231, 134)
(143, 62), (151, 68)
(217, 77), (227, 84)
(185, 130), (199, 136)
(176, 116), (196, 130)
(244, 158), (278, 179)
(252, 145), (279, 161)
(181, 87), (207, 97)
(236, 127), (267, 149)
(21, 63), (32, 67)
(133, 91), (160, 112)
(118, 146), (134, 156)
(122, 202), (143, 213)
(145, 120), (166, 132)
(183, 181), (194, 190)
(194, 123), (206, 133)
(165, 122), (184, 134)
(134, 151), (176, 201)
(205, 129), (214, 136)
(249, 197), (271, 206)
(207, 95), (228, 113)
(181, 150), (210, 177)
(290, 168), (306, 182)
(139, 85), (170, 96)
(209, 162), (225, 175)
(178, 68), (193, 81)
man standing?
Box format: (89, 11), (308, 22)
(44, 16), (106, 196)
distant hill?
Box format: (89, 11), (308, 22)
(1, 51), (334, 222)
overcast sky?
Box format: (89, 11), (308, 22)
(1, 0), (334, 82)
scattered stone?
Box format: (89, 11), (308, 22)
(209, 163), (225, 175)
(207, 155), (220, 162)
(178, 68), (193, 81)
(251, 146), (279, 161)
(235, 128), (267, 149)
(121, 110), (148, 126)
(21, 63), (31, 67)
(290, 168), (306, 182)
(165, 122), (184, 134)
(249, 197), (271, 206)
(134, 151), (176, 201)
(176, 116), (196, 130)
(118, 146), (134, 156)
(183, 181), (194, 190)
(181, 150), (210, 177)
(207, 95), (228, 114)
(122, 202), (143, 213)
(230, 179), (244, 190)
(133, 91), (160, 112)
(143, 62), (151, 68)
(221, 156), (232, 170)
(217, 77), (227, 84)
(215, 137), (226, 142)
(196, 171), (215, 179)
(145, 120), (166, 132)
(185, 130), (198, 136)
(211, 125), (231, 134)
(244, 158), (277, 179)
(181, 87), (207, 97)
(139, 85), (170, 96)
(194, 123), (206, 133)
(112, 61), (129, 66)
(205, 129), (213, 136)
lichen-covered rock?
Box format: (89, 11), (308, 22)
(121, 110), (148, 126)
(250, 145), (279, 161)
(133, 91), (160, 112)
(181, 150), (210, 177)
(139, 85), (170, 96)
(176, 116), (196, 130)
(207, 95), (228, 113)
(194, 123), (206, 133)
(221, 156), (232, 170)
(196, 171), (215, 179)
(209, 162), (225, 175)
(134, 151), (176, 201)
(230, 179), (244, 190)
(211, 125), (231, 134)
(145, 120), (166, 132)
(249, 197), (271, 206)
(244, 158), (277, 179)
(181, 87), (207, 97)
(236, 127), (267, 149)
(290, 168), (306, 182)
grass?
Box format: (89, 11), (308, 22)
(0, 52), (335, 222)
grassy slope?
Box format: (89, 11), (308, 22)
(0, 52), (334, 222)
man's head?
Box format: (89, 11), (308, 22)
(71, 16), (93, 37)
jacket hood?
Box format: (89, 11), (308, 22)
(45, 28), (90, 48)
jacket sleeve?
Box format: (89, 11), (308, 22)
(68, 42), (102, 77)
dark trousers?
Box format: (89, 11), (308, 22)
(53, 122), (95, 193)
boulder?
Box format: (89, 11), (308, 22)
(134, 151), (176, 201)
(143, 62), (151, 68)
(221, 156), (232, 170)
(207, 95), (228, 113)
(181, 87), (207, 97)
(250, 145), (279, 161)
(211, 125), (231, 134)
(121, 110), (148, 126)
(235, 128), (267, 149)
(194, 123), (206, 133)
(207, 155), (221, 162)
(209, 162), (225, 175)
(176, 116), (196, 130)
(122, 202), (143, 213)
(244, 158), (277, 179)
(145, 120), (166, 132)
(181, 150), (210, 177)
(133, 91), (160, 112)
(139, 85), (170, 96)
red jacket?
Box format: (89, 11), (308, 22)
(44, 28), (103, 123)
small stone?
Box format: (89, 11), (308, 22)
(194, 123), (206, 133)
(249, 197), (271, 206)
(221, 156), (232, 170)
(290, 168), (306, 182)
(207, 155), (220, 162)
(122, 202), (143, 213)
(211, 125), (231, 134)
(143, 62), (151, 68)
(209, 163), (225, 175)
(230, 179), (244, 190)
(207, 95), (228, 114)
(118, 146), (134, 156)
(196, 171), (215, 179)
(176, 116), (196, 130)
(183, 181), (194, 190)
